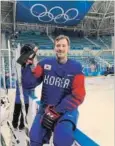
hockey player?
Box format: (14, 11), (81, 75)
(22, 35), (86, 146)
(12, 82), (29, 130)
(12, 44), (39, 131)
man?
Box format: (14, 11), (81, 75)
(12, 44), (39, 131)
(22, 35), (86, 146)
(12, 82), (29, 131)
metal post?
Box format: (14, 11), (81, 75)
(13, 1), (17, 32)
(8, 40), (12, 88)
(2, 57), (6, 89)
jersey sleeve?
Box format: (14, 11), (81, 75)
(55, 64), (86, 113)
(21, 64), (43, 89)
(32, 59), (45, 78)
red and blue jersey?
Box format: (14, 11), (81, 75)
(31, 57), (86, 113)
(29, 58), (86, 144)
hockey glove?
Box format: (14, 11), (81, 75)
(17, 44), (37, 66)
(41, 105), (61, 130)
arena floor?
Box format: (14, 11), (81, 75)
(1, 75), (114, 146)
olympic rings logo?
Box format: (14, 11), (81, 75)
(30, 4), (79, 23)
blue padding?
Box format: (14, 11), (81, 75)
(73, 129), (99, 146)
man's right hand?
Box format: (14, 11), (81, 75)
(26, 46), (38, 65)
(41, 105), (61, 131)
(26, 58), (33, 65)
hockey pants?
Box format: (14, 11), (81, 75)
(30, 109), (79, 146)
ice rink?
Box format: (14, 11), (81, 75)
(1, 76), (114, 146)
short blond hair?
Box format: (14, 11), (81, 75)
(54, 35), (70, 46)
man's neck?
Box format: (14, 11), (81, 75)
(57, 57), (68, 64)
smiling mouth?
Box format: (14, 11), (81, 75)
(57, 52), (63, 54)
(57, 53), (63, 56)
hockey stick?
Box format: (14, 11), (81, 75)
(1, 133), (7, 146)
(15, 64), (30, 146)
(7, 121), (20, 145)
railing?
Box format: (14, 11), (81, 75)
(12, 34), (112, 50)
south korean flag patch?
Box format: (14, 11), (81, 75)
(44, 64), (52, 70)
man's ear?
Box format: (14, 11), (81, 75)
(68, 45), (70, 52)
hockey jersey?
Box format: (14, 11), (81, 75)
(15, 66), (41, 104)
(22, 58), (86, 113)
(15, 81), (29, 104)
(21, 65), (41, 89)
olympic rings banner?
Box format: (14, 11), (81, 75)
(16, 1), (94, 26)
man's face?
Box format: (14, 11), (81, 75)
(54, 38), (69, 59)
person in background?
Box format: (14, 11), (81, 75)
(12, 82), (29, 131)
(12, 44), (39, 131)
